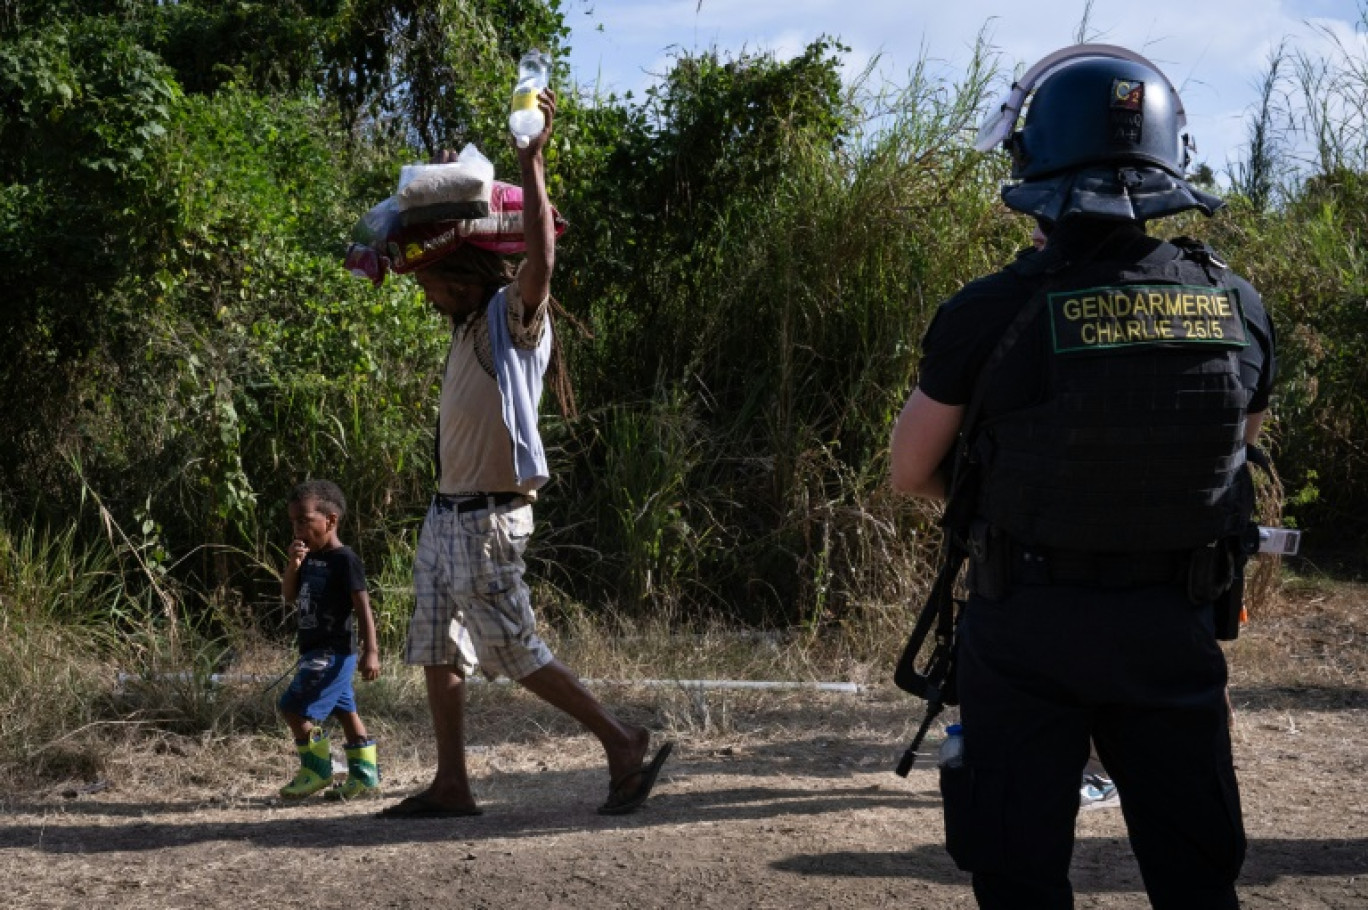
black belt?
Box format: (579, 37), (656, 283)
(1010, 545), (1189, 588)
(434, 492), (524, 515)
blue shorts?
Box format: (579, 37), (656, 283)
(278, 650), (358, 721)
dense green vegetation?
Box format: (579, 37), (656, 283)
(2, 0), (1366, 732)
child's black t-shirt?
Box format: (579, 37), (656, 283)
(294, 545), (366, 654)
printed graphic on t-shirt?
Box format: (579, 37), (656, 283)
(297, 557), (331, 632)
(1048, 284), (1249, 354)
(297, 588), (317, 629)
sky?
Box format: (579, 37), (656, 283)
(560, 0), (1366, 183)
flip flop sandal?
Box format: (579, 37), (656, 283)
(598, 741), (675, 816)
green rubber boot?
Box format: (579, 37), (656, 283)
(279, 730), (332, 800)
(325, 740), (381, 801)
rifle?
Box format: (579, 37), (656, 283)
(892, 517), (968, 776)
(891, 269), (1059, 777)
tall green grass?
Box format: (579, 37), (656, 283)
(0, 508), (281, 781)
(0, 521), (129, 778)
(541, 41), (1014, 624)
(1201, 7), (1368, 550)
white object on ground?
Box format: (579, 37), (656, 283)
(115, 671), (864, 694)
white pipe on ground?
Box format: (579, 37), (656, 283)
(114, 671), (865, 694)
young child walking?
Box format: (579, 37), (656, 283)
(278, 479), (382, 801)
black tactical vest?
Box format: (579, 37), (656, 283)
(975, 242), (1253, 553)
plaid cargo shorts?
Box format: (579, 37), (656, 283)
(404, 496), (555, 680)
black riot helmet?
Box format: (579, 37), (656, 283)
(974, 45), (1221, 223)
(1009, 57), (1188, 180)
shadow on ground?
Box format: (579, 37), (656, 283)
(772, 836), (1368, 890)
(1230, 685), (1368, 711)
(0, 776), (937, 853)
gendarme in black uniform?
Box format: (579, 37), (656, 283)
(920, 224), (1277, 537)
(920, 224), (1275, 423)
(905, 48), (1279, 910)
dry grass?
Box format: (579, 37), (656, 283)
(2, 563), (1361, 804)
(1226, 570), (1368, 697)
(0, 590), (917, 798)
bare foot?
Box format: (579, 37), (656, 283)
(606, 725), (651, 788)
(378, 789), (483, 818)
(411, 784), (479, 814)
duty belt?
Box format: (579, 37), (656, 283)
(433, 491), (525, 515)
(1010, 544), (1189, 588)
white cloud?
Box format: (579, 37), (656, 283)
(563, 0), (1367, 172)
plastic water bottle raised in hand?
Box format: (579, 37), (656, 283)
(509, 49), (551, 149)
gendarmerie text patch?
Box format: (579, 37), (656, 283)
(1047, 284), (1248, 353)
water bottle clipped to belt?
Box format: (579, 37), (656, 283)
(938, 723), (964, 769)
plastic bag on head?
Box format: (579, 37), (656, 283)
(343, 180), (568, 285)
(394, 143), (495, 224)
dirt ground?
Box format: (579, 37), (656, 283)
(3, 583), (1366, 909)
(2, 689), (1365, 908)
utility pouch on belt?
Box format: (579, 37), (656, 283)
(1191, 533), (1249, 641)
(966, 520), (1009, 601)
(1203, 523), (1260, 640)
(1212, 566), (1243, 640)
(1187, 540), (1233, 605)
